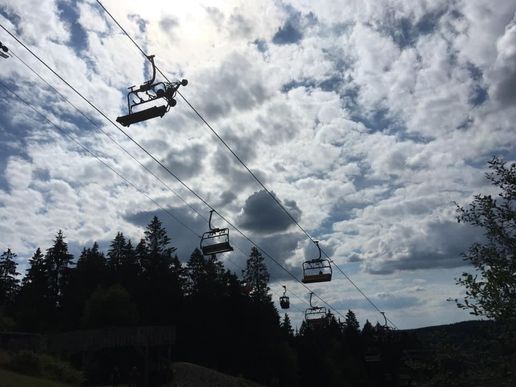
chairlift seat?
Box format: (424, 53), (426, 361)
(305, 307), (327, 328)
(116, 105), (168, 127)
(302, 259), (332, 283)
(200, 228), (233, 256)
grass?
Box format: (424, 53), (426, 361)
(0, 368), (74, 387)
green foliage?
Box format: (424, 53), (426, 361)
(455, 156), (516, 321)
(81, 284), (138, 328)
(6, 350), (83, 384)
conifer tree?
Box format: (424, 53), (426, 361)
(345, 309), (360, 335)
(242, 247), (270, 303)
(0, 248), (20, 306)
(280, 313), (294, 338)
(22, 248), (46, 288)
(107, 232), (126, 272)
(15, 248), (53, 331)
(45, 230), (73, 307)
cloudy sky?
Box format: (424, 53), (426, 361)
(0, 0), (515, 329)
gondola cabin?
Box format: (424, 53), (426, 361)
(279, 285), (290, 309)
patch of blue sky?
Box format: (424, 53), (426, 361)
(57, 0), (88, 53)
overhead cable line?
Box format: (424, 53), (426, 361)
(0, 80), (201, 239)
(0, 79), (307, 316)
(0, 24), (344, 320)
(8, 47), (208, 225)
(94, 2), (397, 328)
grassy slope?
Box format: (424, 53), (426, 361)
(0, 368), (72, 387)
(173, 362), (266, 387)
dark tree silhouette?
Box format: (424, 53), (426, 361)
(62, 242), (108, 328)
(15, 248), (53, 331)
(345, 309), (360, 335)
(242, 247), (270, 303)
(82, 284), (138, 328)
(0, 248), (20, 307)
(455, 156), (516, 321)
(45, 230), (73, 308)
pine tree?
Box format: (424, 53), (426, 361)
(345, 309), (360, 335)
(15, 248), (53, 331)
(0, 249), (20, 306)
(22, 248), (46, 288)
(45, 230), (74, 307)
(280, 313), (294, 338)
(143, 216), (176, 272)
(107, 232), (126, 272)
(242, 247), (270, 303)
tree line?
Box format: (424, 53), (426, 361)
(0, 216), (408, 386)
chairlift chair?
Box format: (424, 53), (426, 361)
(0, 42), (9, 59)
(279, 285), (290, 309)
(116, 54), (187, 126)
(304, 292), (327, 328)
(302, 241), (332, 283)
(200, 210), (234, 256)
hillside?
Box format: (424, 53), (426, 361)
(173, 362), (266, 387)
(402, 320), (516, 386)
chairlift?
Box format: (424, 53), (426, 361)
(0, 42), (9, 59)
(279, 285), (290, 309)
(304, 292), (327, 328)
(302, 241), (332, 283)
(200, 210), (234, 256)
(116, 54), (187, 126)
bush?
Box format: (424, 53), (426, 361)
(7, 350), (83, 384)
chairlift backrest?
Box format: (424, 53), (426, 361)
(116, 54), (187, 127)
(301, 241), (332, 283)
(200, 210), (233, 256)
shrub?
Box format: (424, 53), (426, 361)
(7, 350), (83, 384)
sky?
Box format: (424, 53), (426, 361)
(0, 0), (515, 330)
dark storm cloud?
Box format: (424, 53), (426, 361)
(366, 221), (484, 275)
(197, 53), (269, 120)
(163, 143), (205, 179)
(212, 151), (254, 188)
(238, 190), (302, 234)
(125, 206), (207, 262)
(272, 21), (303, 45)
(256, 232), (305, 281)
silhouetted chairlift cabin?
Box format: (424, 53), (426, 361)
(279, 285), (290, 309)
(304, 292), (327, 328)
(302, 240), (332, 283)
(116, 54), (187, 127)
(200, 210), (234, 256)
(0, 42), (9, 59)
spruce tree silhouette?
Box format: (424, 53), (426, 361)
(0, 248), (20, 307)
